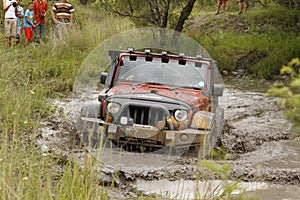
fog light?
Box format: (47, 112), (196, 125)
(179, 134), (189, 142)
(156, 120), (165, 130)
(120, 117), (128, 125)
(108, 133), (114, 139)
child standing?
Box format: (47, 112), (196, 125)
(24, 2), (35, 46)
(16, 0), (24, 46)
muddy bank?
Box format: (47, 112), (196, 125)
(218, 87), (291, 156)
(37, 84), (300, 199)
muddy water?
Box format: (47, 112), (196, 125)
(38, 82), (300, 199)
(135, 179), (269, 199)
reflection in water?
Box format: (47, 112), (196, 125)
(136, 179), (268, 199)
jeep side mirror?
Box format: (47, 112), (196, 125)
(212, 84), (223, 96)
(100, 72), (107, 84)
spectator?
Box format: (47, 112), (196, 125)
(33, 0), (48, 43)
(237, 0), (248, 15)
(51, 0), (74, 38)
(16, 0), (24, 46)
(215, 0), (228, 15)
(24, 2), (35, 46)
(3, 0), (18, 48)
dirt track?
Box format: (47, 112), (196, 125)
(38, 82), (300, 199)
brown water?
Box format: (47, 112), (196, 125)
(37, 82), (300, 199)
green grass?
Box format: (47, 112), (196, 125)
(188, 3), (300, 79)
(193, 31), (300, 79)
(0, 136), (107, 199)
(0, 5), (132, 199)
(0, 139), (53, 199)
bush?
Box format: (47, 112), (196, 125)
(266, 58), (300, 133)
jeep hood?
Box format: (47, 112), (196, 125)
(107, 84), (210, 108)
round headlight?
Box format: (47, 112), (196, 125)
(174, 110), (188, 122)
(107, 102), (120, 114)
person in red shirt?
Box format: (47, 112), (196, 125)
(33, 0), (48, 43)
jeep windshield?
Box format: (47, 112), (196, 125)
(114, 55), (209, 90)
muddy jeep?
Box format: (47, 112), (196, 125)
(77, 48), (224, 155)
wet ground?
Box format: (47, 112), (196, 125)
(37, 81), (300, 199)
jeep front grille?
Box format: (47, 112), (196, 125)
(129, 105), (165, 126)
(115, 104), (167, 127)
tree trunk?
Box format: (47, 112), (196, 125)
(175, 0), (197, 33)
(161, 0), (171, 28)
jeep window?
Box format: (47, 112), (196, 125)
(114, 55), (208, 90)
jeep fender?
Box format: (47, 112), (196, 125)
(75, 101), (102, 148)
(80, 101), (101, 118)
(199, 106), (224, 157)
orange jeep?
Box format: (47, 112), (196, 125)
(77, 48), (224, 155)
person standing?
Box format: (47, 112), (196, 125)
(24, 2), (35, 46)
(215, 0), (228, 15)
(3, 0), (18, 48)
(237, 0), (248, 15)
(33, 0), (48, 43)
(51, 0), (74, 38)
(16, 0), (24, 46)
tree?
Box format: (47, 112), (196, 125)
(100, 0), (197, 32)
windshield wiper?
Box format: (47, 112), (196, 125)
(168, 86), (201, 91)
(133, 82), (163, 87)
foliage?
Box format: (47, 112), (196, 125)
(276, 0), (300, 9)
(0, 136), (107, 199)
(266, 58), (300, 128)
(0, 5), (131, 199)
(188, 4), (300, 79)
(0, 138), (55, 200)
(247, 4), (300, 34)
(100, 0), (197, 32)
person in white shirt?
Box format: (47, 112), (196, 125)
(3, 0), (18, 48)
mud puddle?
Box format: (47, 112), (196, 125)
(244, 184), (300, 200)
(37, 84), (300, 199)
(135, 179), (300, 200)
(135, 179), (268, 199)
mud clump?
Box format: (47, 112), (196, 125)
(217, 89), (291, 157)
(219, 120), (289, 156)
(230, 166), (300, 185)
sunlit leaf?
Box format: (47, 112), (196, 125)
(288, 57), (300, 67)
(267, 87), (293, 98)
(280, 65), (295, 75)
(291, 79), (300, 89)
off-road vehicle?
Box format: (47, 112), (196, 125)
(77, 48), (224, 155)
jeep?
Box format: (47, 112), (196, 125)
(77, 48), (224, 155)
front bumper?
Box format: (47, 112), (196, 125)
(80, 116), (211, 147)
